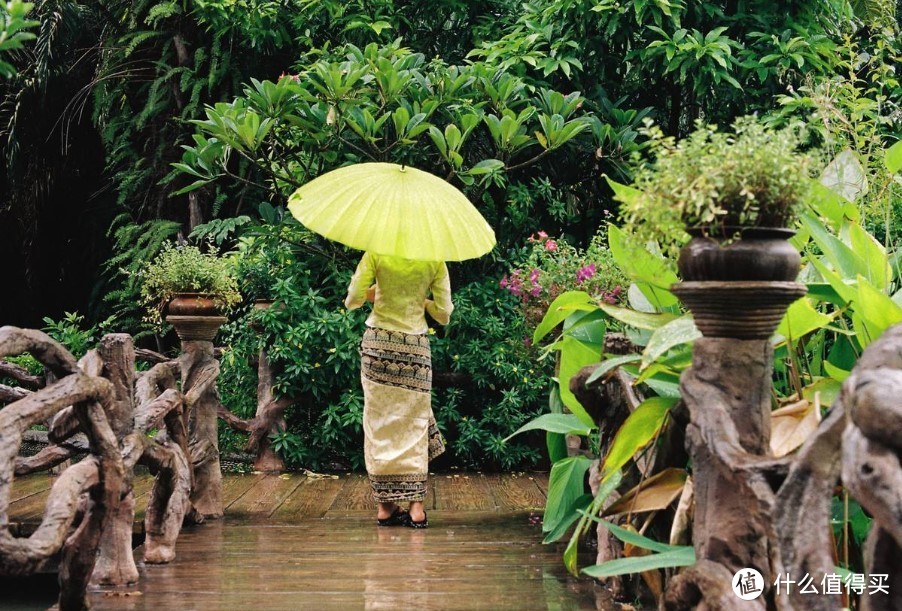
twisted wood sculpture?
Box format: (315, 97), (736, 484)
(0, 328), (193, 609)
(0, 327), (123, 610)
(663, 326), (902, 610)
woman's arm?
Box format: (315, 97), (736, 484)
(425, 262), (453, 325)
(345, 252), (376, 310)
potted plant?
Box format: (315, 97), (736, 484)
(617, 117), (813, 282)
(139, 241), (241, 334)
(614, 117), (813, 338)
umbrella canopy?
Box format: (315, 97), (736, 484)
(287, 162), (495, 261)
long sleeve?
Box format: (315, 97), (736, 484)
(425, 262), (453, 325)
(345, 252), (376, 310)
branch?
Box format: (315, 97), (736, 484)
(0, 360), (44, 389)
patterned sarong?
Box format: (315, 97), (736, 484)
(360, 327), (445, 503)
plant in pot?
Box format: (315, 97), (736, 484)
(139, 241), (241, 329)
(613, 117), (814, 338)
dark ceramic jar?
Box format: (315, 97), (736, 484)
(167, 293), (220, 316)
(677, 227), (801, 282)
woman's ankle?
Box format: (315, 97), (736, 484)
(408, 501), (425, 521)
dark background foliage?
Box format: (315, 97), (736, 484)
(1, 0), (898, 469)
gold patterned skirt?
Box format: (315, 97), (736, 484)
(360, 327), (445, 503)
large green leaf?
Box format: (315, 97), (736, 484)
(807, 180), (860, 229)
(608, 225), (679, 308)
(820, 149), (868, 203)
(533, 291), (595, 343)
(546, 387), (569, 463)
(641, 314), (700, 369)
(847, 222), (890, 290)
(886, 140), (902, 174)
(601, 396), (675, 476)
(807, 254), (856, 305)
(599, 304), (677, 331)
(582, 548), (696, 577)
(543, 456), (593, 534)
(588, 517), (684, 552)
(776, 298), (834, 342)
(564, 309), (607, 344)
(558, 333), (604, 428)
(563, 469), (623, 574)
(801, 212), (863, 280)
(542, 494), (592, 543)
(503, 413), (594, 442)
(585, 354), (642, 386)
(855, 276), (902, 346)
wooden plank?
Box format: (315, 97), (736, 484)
(221, 474), (262, 509)
(489, 473), (547, 511)
(270, 476), (343, 521)
(8, 487), (53, 523)
(131, 473), (158, 523)
(87, 519), (599, 611)
(9, 474), (54, 502)
(529, 471), (549, 495)
(432, 473), (496, 511)
(327, 474), (375, 511)
(227, 474), (305, 518)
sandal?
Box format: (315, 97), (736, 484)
(405, 511), (428, 529)
(377, 506), (408, 527)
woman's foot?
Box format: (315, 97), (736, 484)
(406, 501), (428, 528)
(377, 502), (399, 521)
(407, 501), (425, 522)
(376, 502), (408, 526)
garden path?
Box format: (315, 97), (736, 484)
(8, 472), (608, 610)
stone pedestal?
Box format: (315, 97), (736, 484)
(167, 315), (226, 519)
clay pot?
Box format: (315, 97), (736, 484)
(167, 293), (220, 316)
(677, 227), (800, 282)
(166, 294), (226, 341)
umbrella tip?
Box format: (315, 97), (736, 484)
(400, 164), (406, 172)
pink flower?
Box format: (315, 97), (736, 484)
(529, 285), (541, 297)
(529, 268), (540, 283)
(500, 275), (509, 289)
(544, 240), (557, 252)
(537, 231), (548, 240)
(575, 264), (596, 285)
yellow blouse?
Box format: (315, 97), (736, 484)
(344, 252), (454, 335)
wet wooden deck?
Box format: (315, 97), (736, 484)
(8, 472), (609, 610)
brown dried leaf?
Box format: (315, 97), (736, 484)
(603, 468), (687, 517)
(770, 399), (821, 457)
(624, 534), (664, 602)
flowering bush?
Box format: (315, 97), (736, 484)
(501, 229), (628, 331)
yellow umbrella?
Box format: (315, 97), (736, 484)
(287, 162), (495, 261)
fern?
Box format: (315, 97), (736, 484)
(100, 215), (180, 327)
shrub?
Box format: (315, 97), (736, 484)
(501, 227), (629, 332)
(619, 117), (814, 257)
(138, 242), (241, 326)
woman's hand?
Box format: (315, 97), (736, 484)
(365, 285), (376, 303)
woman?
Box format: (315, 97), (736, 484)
(345, 251), (453, 528)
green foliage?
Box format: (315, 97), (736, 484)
(433, 278), (552, 470)
(103, 215), (182, 333)
(41, 311), (114, 359)
(581, 520), (695, 577)
(772, 34), (901, 243)
(175, 40), (597, 252)
(617, 117), (815, 257)
(0, 0), (38, 78)
(469, 0), (857, 134)
(138, 241), (241, 325)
